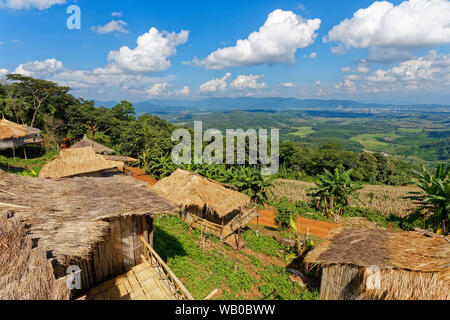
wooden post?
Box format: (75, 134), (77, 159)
(12, 141), (16, 161)
(23, 146), (27, 160)
(148, 214), (154, 247)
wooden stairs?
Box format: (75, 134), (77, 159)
(223, 233), (246, 250)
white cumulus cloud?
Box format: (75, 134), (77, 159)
(326, 0), (450, 59)
(107, 27), (189, 73)
(15, 58), (63, 76)
(230, 74), (266, 90)
(190, 9), (321, 69)
(199, 73), (231, 93)
(0, 0), (65, 10)
(92, 20), (129, 34)
(280, 82), (295, 87)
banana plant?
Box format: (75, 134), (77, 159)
(406, 164), (449, 233)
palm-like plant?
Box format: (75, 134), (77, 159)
(406, 164), (449, 233)
(308, 168), (362, 217)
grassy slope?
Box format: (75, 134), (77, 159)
(153, 215), (318, 300)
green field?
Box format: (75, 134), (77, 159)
(290, 126), (315, 138)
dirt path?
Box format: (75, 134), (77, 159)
(252, 207), (340, 239)
(126, 166), (158, 187)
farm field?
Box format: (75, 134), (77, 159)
(158, 110), (449, 165)
(271, 179), (419, 217)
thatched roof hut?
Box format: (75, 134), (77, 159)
(71, 134), (114, 155)
(304, 228), (450, 300)
(0, 169), (175, 263)
(153, 169), (251, 222)
(0, 118), (41, 150)
(0, 214), (70, 300)
(39, 147), (124, 178)
(0, 170), (175, 295)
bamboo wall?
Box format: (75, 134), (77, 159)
(319, 264), (362, 300)
(63, 214), (154, 295)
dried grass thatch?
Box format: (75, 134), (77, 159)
(104, 155), (138, 163)
(305, 228), (450, 300)
(0, 214), (70, 300)
(71, 134), (114, 155)
(0, 118), (40, 141)
(0, 170), (175, 264)
(153, 169), (250, 218)
(39, 147), (124, 178)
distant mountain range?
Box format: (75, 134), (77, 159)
(94, 97), (450, 114)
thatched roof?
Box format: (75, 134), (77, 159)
(0, 214), (70, 300)
(39, 147), (124, 178)
(0, 170), (175, 264)
(104, 155), (138, 163)
(71, 134), (114, 155)
(0, 118), (41, 141)
(152, 169), (250, 218)
(305, 228), (450, 300)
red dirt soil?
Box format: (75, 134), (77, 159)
(126, 166), (158, 187)
(252, 207), (340, 239)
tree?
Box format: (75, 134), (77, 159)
(406, 164), (449, 234)
(6, 74), (69, 127)
(308, 168), (362, 217)
(112, 100), (136, 122)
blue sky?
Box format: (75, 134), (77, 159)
(1, 0), (450, 104)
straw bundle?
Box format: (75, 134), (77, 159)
(305, 228), (450, 300)
(39, 147), (124, 178)
(0, 214), (70, 300)
(152, 169), (250, 218)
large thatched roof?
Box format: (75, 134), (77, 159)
(39, 147), (124, 178)
(305, 228), (450, 300)
(71, 134), (114, 155)
(0, 170), (175, 264)
(0, 214), (70, 300)
(152, 169), (251, 218)
(0, 118), (41, 141)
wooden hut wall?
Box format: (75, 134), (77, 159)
(61, 214), (154, 294)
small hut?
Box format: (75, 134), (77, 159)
(153, 169), (257, 248)
(304, 228), (450, 300)
(0, 170), (191, 300)
(39, 147), (124, 178)
(0, 214), (70, 300)
(71, 134), (114, 155)
(0, 117), (41, 158)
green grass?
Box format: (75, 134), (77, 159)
(153, 215), (318, 300)
(0, 147), (57, 175)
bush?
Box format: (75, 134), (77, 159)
(274, 198), (299, 230)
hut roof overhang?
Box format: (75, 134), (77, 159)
(0, 170), (175, 264)
(152, 169), (251, 218)
(39, 147), (123, 178)
(71, 134), (114, 155)
(0, 215), (70, 300)
(0, 118), (41, 141)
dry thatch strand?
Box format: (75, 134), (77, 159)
(71, 134), (114, 155)
(305, 228), (450, 300)
(0, 170), (175, 264)
(0, 215), (70, 300)
(153, 169), (250, 218)
(0, 118), (41, 141)
(39, 147), (124, 178)
(103, 155), (138, 163)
